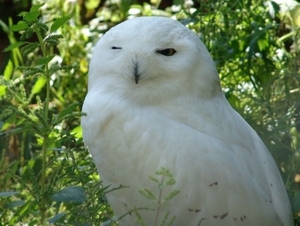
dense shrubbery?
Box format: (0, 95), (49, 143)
(0, 0), (299, 225)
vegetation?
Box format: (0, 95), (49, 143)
(0, 0), (299, 225)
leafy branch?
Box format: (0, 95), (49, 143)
(137, 168), (180, 226)
(2, 3), (76, 224)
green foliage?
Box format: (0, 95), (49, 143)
(0, 1), (110, 225)
(0, 0), (299, 225)
(136, 168), (179, 226)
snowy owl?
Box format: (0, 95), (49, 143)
(81, 16), (293, 226)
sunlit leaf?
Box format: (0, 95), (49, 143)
(71, 125), (82, 139)
(0, 85), (7, 97)
(257, 38), (269, 51)
(50, 14), (73, 32)
(31, 76), (47, 95)
(4, 60), (13, 80)
(85, 0), (101, 10)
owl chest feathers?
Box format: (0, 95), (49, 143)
(83, 91), (255, 171)
(82, 90), (290, 226)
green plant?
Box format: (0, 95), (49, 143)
(0, 2), (113, 225)
(136, 168), (180, 226)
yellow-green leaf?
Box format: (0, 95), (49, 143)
(0, 85), (7, 97)
(4, 60), (13, 80)
(31, 76), (47, 95)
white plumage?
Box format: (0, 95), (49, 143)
(81, 16), (293, 226)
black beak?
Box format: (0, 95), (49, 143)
(134, 63), (140, 84)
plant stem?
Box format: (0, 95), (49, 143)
(154, 175), (165, 226)
(36, 28), (51, 224)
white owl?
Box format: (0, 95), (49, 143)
(81, 16), (293, 226)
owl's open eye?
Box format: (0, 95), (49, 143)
(156, 48), (176, 56)
(112, 46), (122, 50)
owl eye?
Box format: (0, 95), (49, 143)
(156, 48), (176, 56)
(112, 46), (122, 50)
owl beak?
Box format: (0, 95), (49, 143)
(135, 73), (139, 84)
(134, 63), (140, 84)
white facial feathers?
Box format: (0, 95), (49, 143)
(88, 16), (221, 103)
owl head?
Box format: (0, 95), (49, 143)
(88, 16), (222, 104)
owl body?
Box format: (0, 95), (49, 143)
(81, 17), (293, 226)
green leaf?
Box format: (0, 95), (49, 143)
(0, 18), (9, 33)
(31, 76), (47, 95)
(3, 60), (13, 80)
(14, 201), (32, 221)
(20, 42), (39, 55)
(165, 177), (176, 185)
(257, 38), (269, 51)
(23, 10), (40, 22)
(139, 189), (156, 201)
(32, 157), (43, 178)
(18, 3), (44, 22)
(36, 55), (55, 65)
(50, 14), (73, 32)
(20, 27), (34, 40)
(28, 220), (40, 226)
(30, 2), (46, 12)
(5, 200), (25, 208)
(292, 191), (300, 212)
(0, 191), (20, 197)
(52, 186), (85, 203)
(85, 0), (101, 10)
(36, 21), (48, 34)
(173, 0), (184, 6)
(48, 212), (66, 224)
(163, 190), (180, 202)
(71, 126), (82, 139)
(48, 63), (60, 76)
(10, 21), (28, 31)
(24, 66), (44, 77)
(55, 102), (79, 124)
(3, 41), (26, 52)
(44, 34), (63, 46)
(149, 175), (159, 183)
(133, 208), (147, 226)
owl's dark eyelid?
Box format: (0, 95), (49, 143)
(112, 46), (122, 49)
(156, 48), (176, 56)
